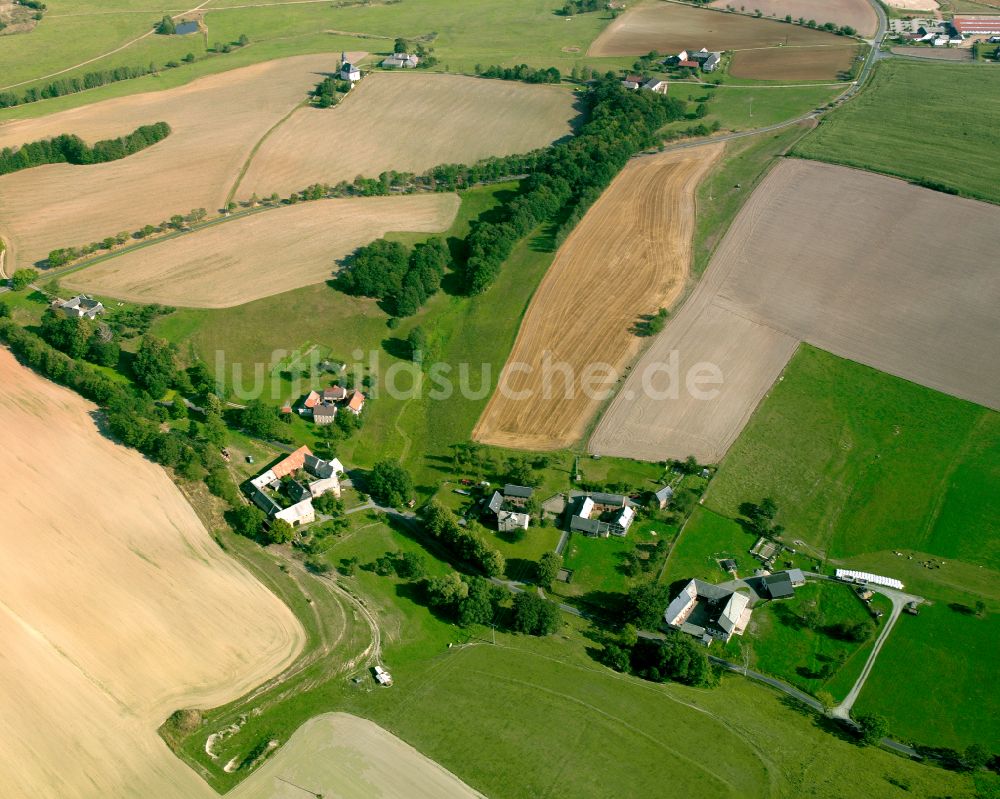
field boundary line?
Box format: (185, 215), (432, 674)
(226, 99), (309, 205)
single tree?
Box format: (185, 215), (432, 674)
(856, 712), (890, 746)
(10, 268), (37, 291)
(535, 551), (563, 588)
(367, 460), (412, 507)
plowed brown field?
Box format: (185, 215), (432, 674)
(0, 348), (303, 798)
(708, 0), (877, 37)
(67, 193), (460, 308)
(237, 72), (578, 199)
(588, 2), (847, 57)
(590, 160), (1000, 463)
(472, 143), (722, 451)
(730, 44), (860, 80)
(0, 54), (344, 272)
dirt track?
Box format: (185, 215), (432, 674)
(591, 159), (1000, 462)
(0, 348), (303, 798)
(0, 54), (335, 271)
(67, 193), (460, 308)
(238, 72), (577, 199)
(473, 144), (722, 451)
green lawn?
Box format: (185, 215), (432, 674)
(854, 600), (1000, 750)
(705, 346), (1000, 570)
(662, 506), (753, 585)
(722, 581), (889, 701)
(793, 59), (1000, 203)
(701, 344), (1000, 748)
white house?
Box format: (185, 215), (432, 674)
(642, 78), (668, 94)
(340, 57), (361, 82)
(497, 509), (530, 533)
(664, 579), (752, 644)
(53, 295), (104, 319)
(382, 53), (419, 68)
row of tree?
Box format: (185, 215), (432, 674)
(0, 121), (171, 177)
(460, 78), (686, 294)
(600, 628), (714, 686)
(0, 61), (190, 108)
(310, 76), (352, 107)
(557, 0), (603, 15)
(421, 501), (506, 577)
(337, 237), (449, 317)
(476, 64), (562, 84)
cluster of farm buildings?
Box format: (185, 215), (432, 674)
(286, 384), (366, 425)
(896, 15), (1000, 46)
(248, 445), (344, 526)
(621, 48), (721, 93)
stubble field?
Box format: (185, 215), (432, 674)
(67, 193), (461, 307)
(237, 72), (578, 199)
(707, 0), (878, 36)
(588, 2), (853, 79)
(590, 159), (1000, 463)
(472, 143), (723, 451)
(0, 54), (335, 271)
(0, 348), (303, 799)
(228, 713), (484, 799)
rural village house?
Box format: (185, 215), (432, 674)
(51, 295), (105, 320)
(569, 492), (636, 537)
(381, 53), (420, 68)
(249, 445), (344, 527)
(664, 579), (752, 645)
(486, 484), (534, 532)
(298, 385), (365, 424)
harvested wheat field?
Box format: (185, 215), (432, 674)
(0, 348), (303, 798)
(473, 144), (722, 451)
(708, 0), (877, 36)
(229, 713), (484, 799)
(885, 0), (939, 8)
(67, 193), (460, 308)
(237, 72), (577, 199)
(588, 1), (847, 56)
(0, 54), (346, 271)
(730, 44), (860, 80)
(891, 46), (971, 61)
(591, 159), (1000, 463)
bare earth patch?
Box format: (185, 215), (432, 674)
(729, 44), (860, 80)
(228, 713), (484, 799)
(66, 193), (460, 308)
(708, 0), (877, 37)
(473, 144), (722, 451)
(0, 348), (303, 798)
(590, 159), (1000, 462)
(238, 72), (577, 199)
(891, 46), (971, 61)
(0, 54), (336, 271)
(587, 1), (848, 56)
(884, 0), (939, 9)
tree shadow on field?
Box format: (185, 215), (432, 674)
(381, 336), (412, 360)
(504, 557), (536, 583)
(776, 694), (859, 745)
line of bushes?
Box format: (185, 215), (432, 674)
(475, 64), (562, 84)
(460, 77), (687, 294)
(0, 121), (171, 177)
(336, 237), (448, 317)
(421, 501), (506, 578)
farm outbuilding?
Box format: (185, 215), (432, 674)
(835, 569), (903, 590)
(952, 15), (1000, 34)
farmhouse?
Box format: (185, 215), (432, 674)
(248, 446), (344, 527)
(569, 491), (636, 537)
(382, 53), (420, 68)
(761, 571), (795, 600)
(689, 48), (722, 72)
(664, 579), (752, 644)
(654, 485), (674, 509)
(301, 385), (363, 423)
(346, 389), (366, 415)
(642, 78), (669, 94)
(485, 486), (533, 531)
(51, 295), (104, 319)
(952, 15), (1000, 35)
(313, 403), (337, 426)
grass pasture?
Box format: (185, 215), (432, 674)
(67, 193), (461, 308)
(237, 72), (579, 199)
(794, 59), (1000, 204)
(853, 600), (1000, 750)
(705, 346), (1000, 570)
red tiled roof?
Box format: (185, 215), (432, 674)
(323, 385), (347, 401)
(348, 391), (366, 412)
(271, 445), (313, 478)
(303, 390), (321, 408)
(953, 15), (1000, 32)
(678, 60), (699, 68)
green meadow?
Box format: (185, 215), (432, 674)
(793, 59), (1000, 203)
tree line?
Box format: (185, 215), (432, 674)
(336, 237), (448, 317)
(460, 77), (686, 294)
(475, 64), (562, 84)
(557, 0), (603, 15)
(421, 501), (506, 578)
(0, 121), (171, 177)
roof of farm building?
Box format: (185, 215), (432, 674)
(504, 484), (534, 499)
(953, 15), (1000, 32)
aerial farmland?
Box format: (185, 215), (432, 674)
(0, 0), (997, 797)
